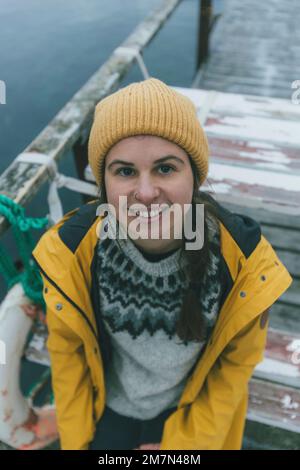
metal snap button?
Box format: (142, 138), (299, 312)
(260, 275), (266, 281)
(240, 291), (246, 298)
(55, 303), (63, 311)
(44, 287), (48, 293)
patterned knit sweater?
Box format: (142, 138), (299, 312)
(95, 211), (222, 419)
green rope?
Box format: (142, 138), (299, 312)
(49, 391), (55, 405)
(0, 194), (49, 307)
(24, 368), (51, 401)
(0, 244), (18, 282)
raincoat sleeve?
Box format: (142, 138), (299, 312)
(45, 291), (95, 450)
(160, 310), (271, 450)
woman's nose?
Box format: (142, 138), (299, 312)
(134, 180), (160, 205)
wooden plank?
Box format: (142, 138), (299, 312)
(270, 250), (300, 278)
(208, 136), (300, 174)
(0, 0), (182, 237)
(207, 56), (300, 76)
(201, 73), (293, 92)
(279, 278), (300, 307)
(243, 418), (300, 450)
(175, 86), (300, 128)
(254, 328), (300, 389)
(204, 162), (300, 216)
(202, 82), (291, 100)
(222, 202), (300, 230)
(248, 379), (300, 434)
(205, 111), (300, 147)
(260, 225), (300, 252)
(201, 61), (300, 81)
(269, 303), (300, 335)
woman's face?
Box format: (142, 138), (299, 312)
(104, 135), (194, 254)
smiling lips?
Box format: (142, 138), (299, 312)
(127, 206), (169, 220)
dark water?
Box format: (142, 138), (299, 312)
(0, 0), (204, 298)
(0, 0), (201, 175)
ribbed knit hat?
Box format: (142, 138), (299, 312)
(88, 77), (209, 187)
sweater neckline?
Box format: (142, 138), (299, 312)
(137, 246), (180, 262)
(103, 210), (188, 277)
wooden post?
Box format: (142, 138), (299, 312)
(196, 0), (212, 70)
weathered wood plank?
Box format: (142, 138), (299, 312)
(175, 86), (300, 126)
(254, 328), (300, 389)
(205, 111), (300, 147)
(207, 55), (300, 77)
(201, 82), (292, 100)
(204, 162), (300, 216)
(222, 202), (300, 230)
(279, 278), (300, 307)
(248, 379), (300, 434)
(208, 136), (300, 174)
(201, 72), (294, 92)
(201, 61), (300, 81)
(243, 419), (300, 450)
(0, 0), (182, 237)
(269, 302), (300, 335)
(270, 250), (300, 278)
(200, 77), (295, 101)
(260, 225), (300, 252)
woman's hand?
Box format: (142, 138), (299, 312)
(21, 303), (46, 324)
(18, 408), (58, 450)
(133, 443), (161, 450)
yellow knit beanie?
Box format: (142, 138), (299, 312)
(88, 77), (209, 187)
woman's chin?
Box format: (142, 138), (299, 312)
(131, 229), (183, 253)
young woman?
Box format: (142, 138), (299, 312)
(32, 77), (292, 450)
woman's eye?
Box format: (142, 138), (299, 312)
(115, 165), (175, 177)
(116, 167), (134, 176)
(158, 164), (174, 175)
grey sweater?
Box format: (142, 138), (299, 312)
(96, 212), (222, 419)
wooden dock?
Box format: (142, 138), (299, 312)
(193, 0), (300, 99)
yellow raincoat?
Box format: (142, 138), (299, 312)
(32, 198), (292, 450)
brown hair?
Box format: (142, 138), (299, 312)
(96, 156), (220, 344)
(175, 158), (220, 344)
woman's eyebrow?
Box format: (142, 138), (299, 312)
(107, 155), (185, 170)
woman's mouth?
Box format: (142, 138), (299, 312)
(127, 206), (169, 222)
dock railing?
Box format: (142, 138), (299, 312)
(0, 0), (192, 237)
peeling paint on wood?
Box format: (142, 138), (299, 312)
(248, 380), (300, 433)
(254, 328), (300, 388)
(203, 162), (300, 215)
(208, 136), (300, 174)
(205, 113), (300, 147)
